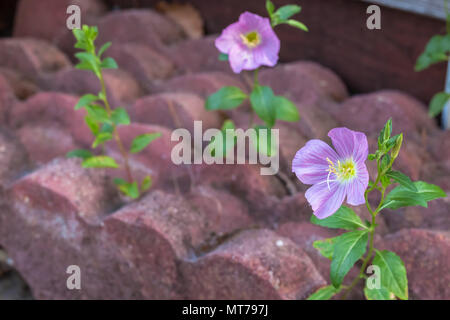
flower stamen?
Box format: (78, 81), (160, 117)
(240, 31), (261, 49)
(326, 157), (356, 189)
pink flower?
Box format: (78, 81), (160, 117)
(292, 128), (370, 219)
(215, 11), (280, 74)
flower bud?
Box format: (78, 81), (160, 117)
(391, 133), (403, 159)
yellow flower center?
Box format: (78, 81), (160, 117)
(326, 157), (356, 186)
(240, 31), (261, 49)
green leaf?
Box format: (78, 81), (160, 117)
(307, 285), (339, 300)
(101, 57), (118, 69)
(380, 154), (391, 173)
(141, 175), (152, 192)
(98, 42), (112, 57)
(75, 52), (100, 75)
(85, 104), (110, 124)
(378, 118), (392, 148)
(385, 170), (417, 192)
(373, 250), (408, 300)
(75, 94), (99, 110)
(266, 0), (275, 15)
(113, 179), (139, 199)
(218, 53), (229, 61)
(205, 86), (248, 111)
(111, 107), (130, 125)
(284, 19), (308, 31)
(130, 132), (162, 153)
(82, 156), (119, 168)
(310, 206), (368, 230)
(250, 85), (276, 128)
(66, 149), (93, 160)
(330, 230), (368, 288)
(92, 132), (113, 148)
(274, 96), (299, 122)
(84, 116), (100, 136)
(413, 181), (446, 201)
(313, 237), (337, 260)
(415, 34), (450, 71)
(274, 4), (301, 21)
(381, 181), (446, 210)
(364, 287), (396, 300)
(428, 92), (450, 117)
(252, 125), (277, 157)
(380, 187), (428, 210)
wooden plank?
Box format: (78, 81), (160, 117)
(362, 0), (447, 20)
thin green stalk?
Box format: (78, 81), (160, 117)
(98, 72), (134, 185)
(341, 160), (387, 299)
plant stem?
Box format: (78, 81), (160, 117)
(98, 73), (134, 185)
(341, 159), (387, 300)
(248, 69), (260, 128)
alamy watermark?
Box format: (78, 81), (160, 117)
(171, 121), (279, 176)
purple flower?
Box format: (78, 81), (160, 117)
(215, 11), (280, 74)
(292, 128), (369, 219)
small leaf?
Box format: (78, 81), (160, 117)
(205, 86), (248, 111)
(428, 92), (450, 117)
(307, 285), (339, 300)
(373, 250), (408, 300)
(274, 96), (299, 122)
(141, 176), (152, 192)
(85, 104), (110, 124)
(75, 94), (99, 110)
(66, 149), (93, 160)
(84, 116), (100, 136)
(274, 4), (301, 21)
(250, 85), (276, 128)
(364, 287), (396, 300)
(82, 156), (119, 168)
(113, 179), (139, 199)
(92, 132), (113, 148)
(100, 57), (118, 69)
(218, 53), (229, 61)
(330, 230), (368, 288)
(266, 0), (275, 15)
(98, 42), (112, 57)
(385, 170), (417, 192)
(284, 19), (308, 31)
(378, 118), (392, 148)
(310, 206), (368, 230)
(313, 237), (337, 260)
(415, 34), (450, 71)
(111, 107), (130, 125)
(130, 132), (162, 153)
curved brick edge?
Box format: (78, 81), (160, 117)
(181, 229), (326, 299)
(0, 38), (71, 79)
(0, 158), (327, 299)
(130, 92), (222, 133)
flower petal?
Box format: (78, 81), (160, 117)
(292, 139), (339, 185)
(215, 22), (243, 54)
(228, 45), (253, 73)
(328, 127), (368, 163)
(345, 162), (369, 206)
(305, 180), (346, 219)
